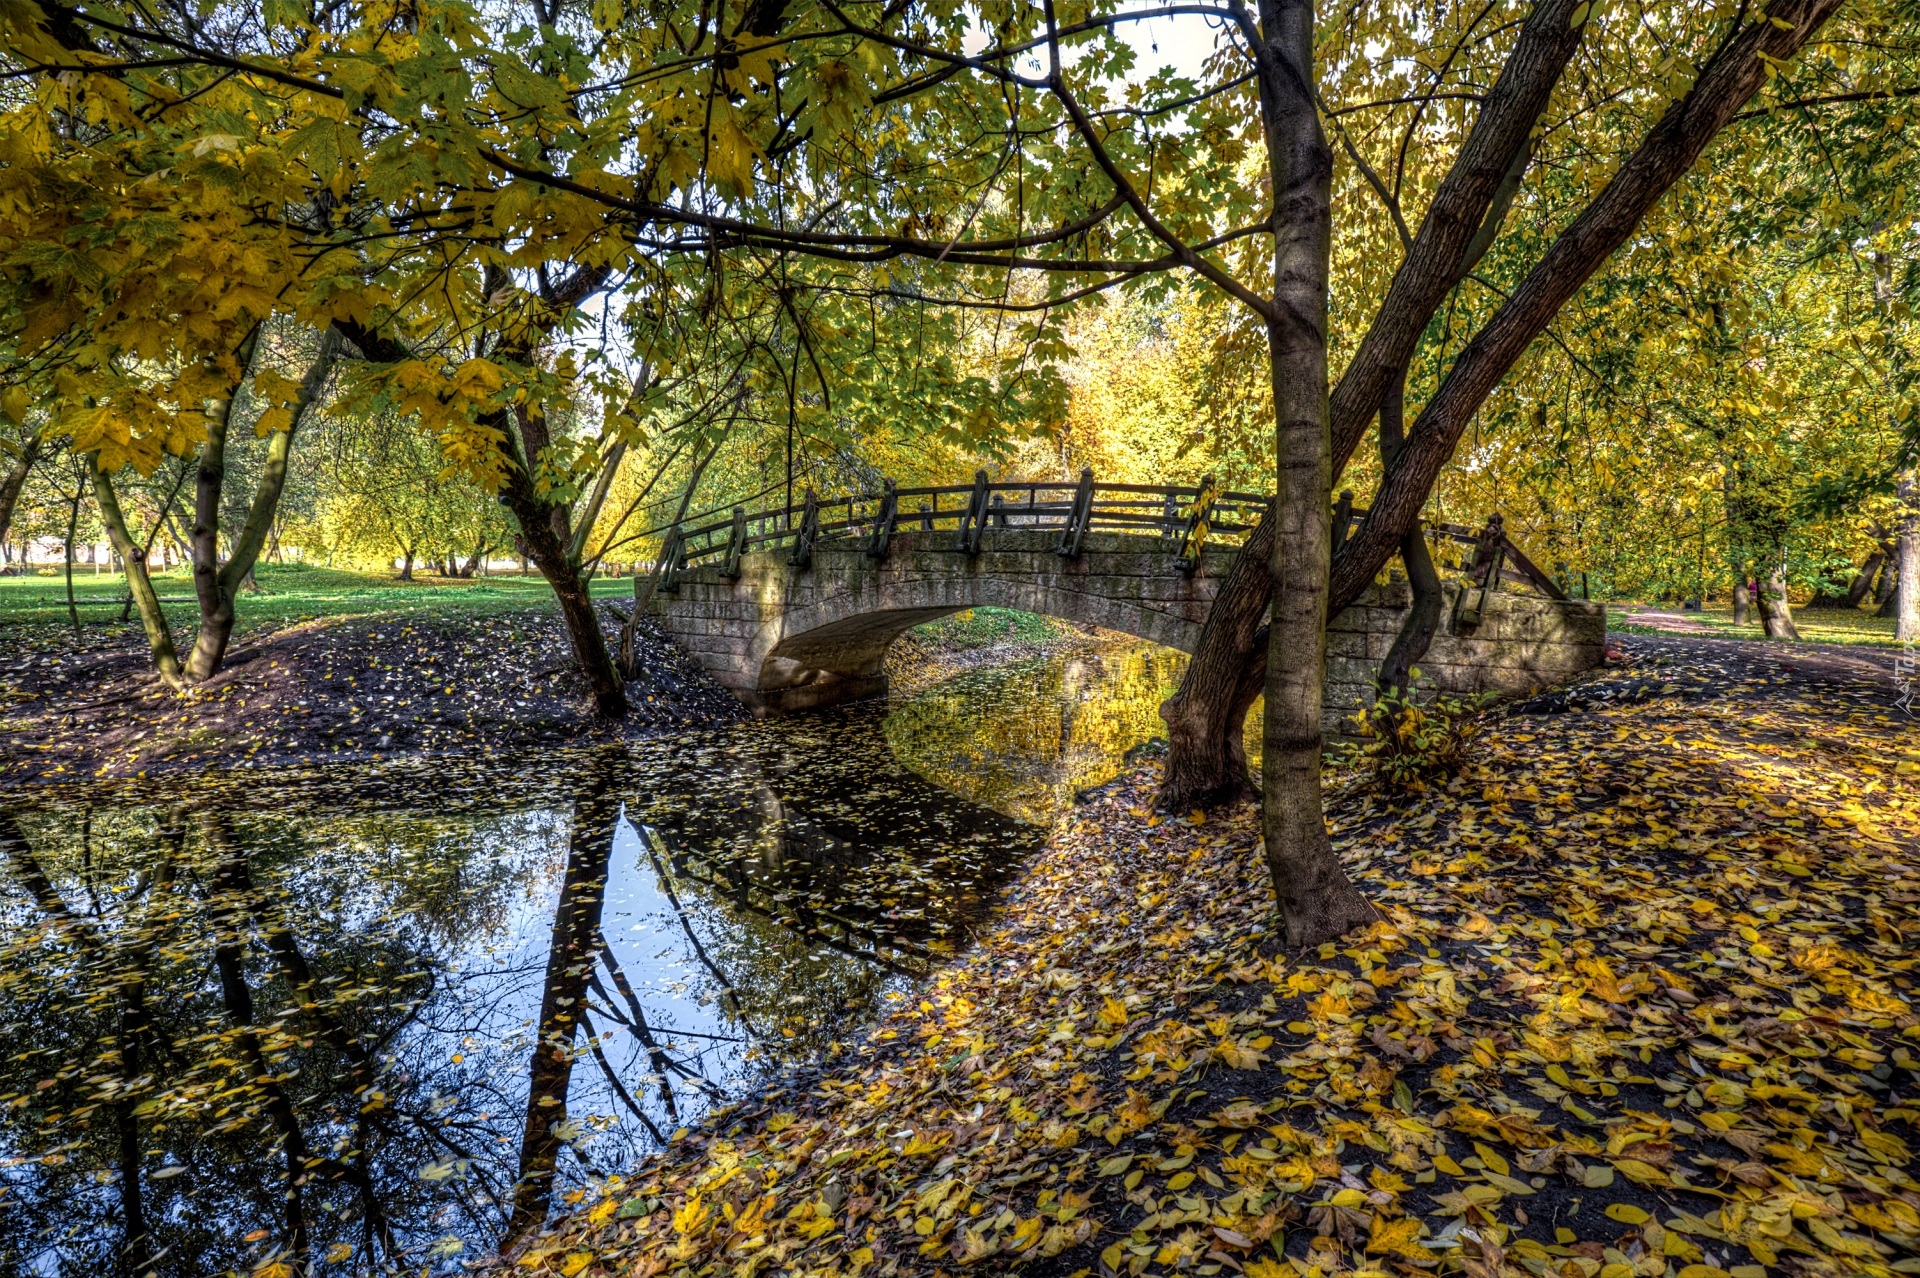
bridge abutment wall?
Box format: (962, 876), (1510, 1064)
(1325, 581), (1605, 730)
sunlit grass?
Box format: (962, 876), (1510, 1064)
(908, 606), (1084, 651)
(1607, 602), (1902, 648)
(0, 561), (637, 635)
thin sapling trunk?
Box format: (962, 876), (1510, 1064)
(92, 466), (185, 682)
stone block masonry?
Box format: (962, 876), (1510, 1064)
(645, 528), (1605, 724)
(1323, 580), (1606, 732)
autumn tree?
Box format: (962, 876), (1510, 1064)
(0, 0), (1865, 942)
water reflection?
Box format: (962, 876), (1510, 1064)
(888, 642), (1259, 822)
(0, 640), (1189, 1273)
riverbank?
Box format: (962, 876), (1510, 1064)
(507, 635), (1920, 1278)
(0, 607), (749, 782)
(0, 599), (1117, 783)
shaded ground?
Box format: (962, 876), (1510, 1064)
(508, 635), (1920, 1278)
(0, 608), (743, 782)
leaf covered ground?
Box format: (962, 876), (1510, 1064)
(0, 609), (742, 781)
(502, 637), (1920, 1278)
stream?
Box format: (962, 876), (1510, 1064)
(0, 639), (1196, 1275)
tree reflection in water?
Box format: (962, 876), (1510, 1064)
(0, 693), (1049, 1274)
(885, 642), (1248, 823)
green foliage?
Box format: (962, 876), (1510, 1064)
(1358, 682), (1495, 793)
(908, 607), (1082, 654)
(0, 562), (632, 635)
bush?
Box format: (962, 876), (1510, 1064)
(1358, 680), (1493, 793)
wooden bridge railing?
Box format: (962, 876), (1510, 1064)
(650, 471), (1568, 603)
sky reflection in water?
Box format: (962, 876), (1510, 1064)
(0, 640), (1185, 1274)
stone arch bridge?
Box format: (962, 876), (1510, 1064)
(640, 472), (1605, 719)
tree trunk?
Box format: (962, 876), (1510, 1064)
(1814, 545), (1886, 608)
(62, 473), (80, 635)
(505, 768), (621, 1246)
(1157, 599), (1263, 809)
(1156, 510), (1268, 810)
(1731, 568), (1752, 625)
(1326, 0), (1586, 475)
(1759, 561), (1799, 640)
(184, 327), (337, 681)
(1250, 0), (1377, 948)
(0, 434), (44, 547)
(1374, 376), (1444, 694)
(93, 466), (185, 681)
(1843, 545), (1891, 609)
(397, 548), (414, 581)
(1895, 470), (1919, 643)
(1157, 0), (1582, 806)
(183, 335), (257, 681)
(501, 460), (628, 718)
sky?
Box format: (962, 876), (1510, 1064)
(966, 3), (1230, 86)
(1113, 6), (1226, 83)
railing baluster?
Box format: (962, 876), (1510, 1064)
(1331, 488), (1354, 554)
(1455, 513), (1506, 629)
(658, 525), (686, 593)
(866, 479), (899, 560)
(1174, 473), (1218, 576)
(788, 489), (821, 569)
(957, 469), (990, 555)
(1056, 467), (1094, 558)
(719, 506), (748, 579)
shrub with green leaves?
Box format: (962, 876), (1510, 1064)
(1359, 680), (1495, 793)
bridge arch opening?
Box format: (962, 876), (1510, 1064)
(741, 555), (1216, 714)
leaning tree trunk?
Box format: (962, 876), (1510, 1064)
(1156, 0), (1585, 805)
(1374, 375), (1444, 695)
(0, 434), (44, 547)
(92, 467), (184, 681)
(500, 459), (628, 718)
(1759, 561), (1799, 640)
(1250, 0), (1377, 947)
(1846, 544), (1891, 610)
(1156, 509), (1269, 811)
(1814, 543), (1887, 609)
(1322, 0), (1846, 621)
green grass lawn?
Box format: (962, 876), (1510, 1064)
(0, 562), (639, 636)
(1607, 602), (1904, 648)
